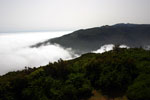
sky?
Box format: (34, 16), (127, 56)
(0, 0), (150, 32)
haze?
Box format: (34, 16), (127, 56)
(0, 0), (150, 32)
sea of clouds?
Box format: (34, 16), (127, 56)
(0, 31), (129, 75)
(0, 31), (79, 75)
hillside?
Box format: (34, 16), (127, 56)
(32, 23), (150, 54)
(1, 48), (150, 100)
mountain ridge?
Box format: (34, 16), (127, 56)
(31, 23), (150, 54)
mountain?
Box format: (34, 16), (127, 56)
(1, 48), (150, 100)
(31, 23), (150, 54)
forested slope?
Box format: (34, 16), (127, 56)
(1, 48), (150, 100)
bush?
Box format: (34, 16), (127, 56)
(127, 74), (150, 100)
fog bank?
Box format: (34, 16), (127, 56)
(0, 31), (77, 75)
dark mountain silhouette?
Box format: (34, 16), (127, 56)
(31, 23), (150, 54)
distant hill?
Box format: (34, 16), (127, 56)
(31, 23), (150, 54)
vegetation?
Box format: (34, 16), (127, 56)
(32, 24), (150, 54)
(1, 48), (150, 100)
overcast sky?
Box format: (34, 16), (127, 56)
(0, 0), (150, 32)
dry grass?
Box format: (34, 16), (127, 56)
(89, 90), (128, 100)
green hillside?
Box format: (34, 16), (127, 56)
(1, 47), (150, 100)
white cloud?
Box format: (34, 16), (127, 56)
(93, 44), (129, 53)
(93, 44), (114, 53)
(119, 45), (130, 49)
(0, 31), (77, 75)
(0, 32), (131, 75)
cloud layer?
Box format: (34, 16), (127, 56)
(0, 31), (76, 75)
(93, 44), (129, 53)
(0, 31), (130, 75)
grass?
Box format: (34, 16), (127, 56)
(89, 90), (128, 100)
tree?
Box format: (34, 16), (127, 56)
(127, 74), (150, 100)
(96, 58), (137, 99)
(62, 73), (93, 100)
